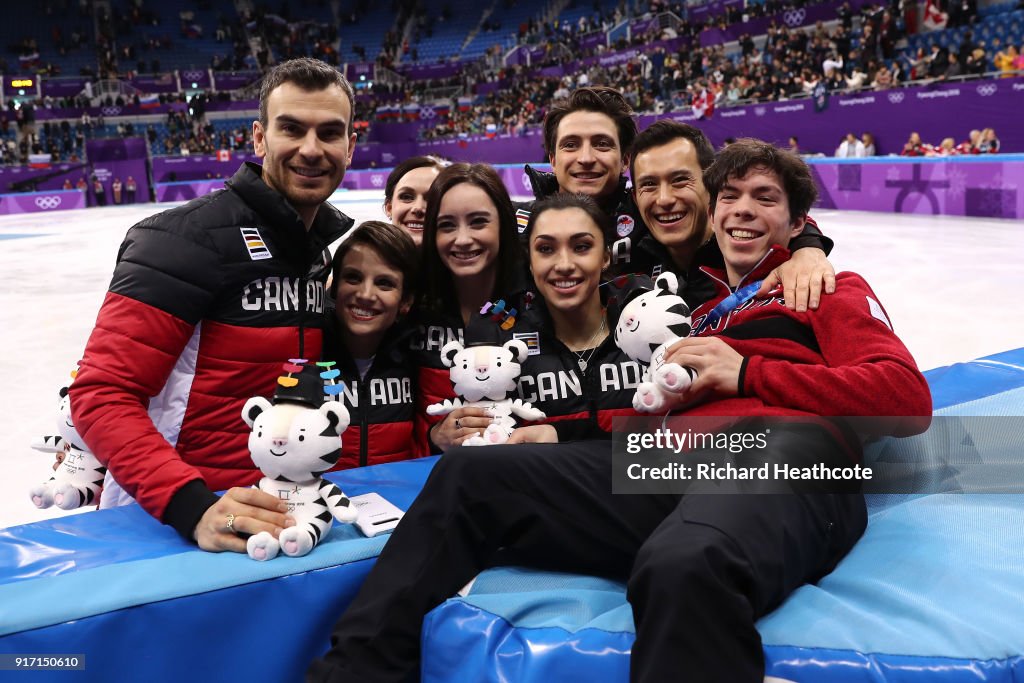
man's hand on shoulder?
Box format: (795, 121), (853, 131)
(758, 247), (836, 312)
(193, 487), (293, 553)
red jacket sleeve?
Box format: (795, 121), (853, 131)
(70, 220), (223, 527)
(742, 273), (932, 431)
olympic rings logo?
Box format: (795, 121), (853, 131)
(370, 174), (384, 187)
(101, 107), (122, 116)
(182, 70), (205, 82)
(754, 106), (767, 116)
(420, 107), (436, 119)
(887, 92), (904, 103)
(34, 196), (62, 210)
(783, 9), (806, 26)
(976, 84), (997, 97)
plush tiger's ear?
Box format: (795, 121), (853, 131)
(440, 340), (464, 368)
(654, 272), (680, 296)
(242, 396), (272, 427)
(320, 400), (351, 437)
(504, 339), (529, 364)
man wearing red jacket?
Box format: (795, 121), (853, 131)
(308, 137), (931, 681)
(70, 58), (357, 552)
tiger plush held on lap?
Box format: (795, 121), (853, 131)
(427, 311), (545, 446)
(242, 361), (358, 561)
(612, 273), (698, 413)
(29, 373), (107, 510)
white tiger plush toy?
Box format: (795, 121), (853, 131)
(242, 362), (358, 561)
(427, 337), (545, 446)
(613, 272), (698, 413)
(30, 380), (107, 510)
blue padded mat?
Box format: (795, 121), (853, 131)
(421, 348), (1024, 683)
(0, 458), (437, 683)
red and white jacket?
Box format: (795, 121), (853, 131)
(70, 163), (353, 537)
(682, 245), (932, 431)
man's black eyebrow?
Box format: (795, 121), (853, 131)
(721, 182), (782, 194)
(635, 169), (693, 183)
(274, 114), (348, 131)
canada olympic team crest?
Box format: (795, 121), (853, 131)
(616, 214), (635, 237)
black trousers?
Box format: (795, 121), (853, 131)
(308, 436), (866, 683)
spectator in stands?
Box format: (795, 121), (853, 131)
(949, 0), (978, 28)
(965, 45), (989, 76)
(927, 44), (949, 79)
(862, 132), (877, 156)
(69, 58), (358, 551)
(836, 132), (866, 157)
(932, 137), (958, 156)
(382, 156), (447, 248)
(957, 129), (981, 154)
(901, 131), (928, 156)
(91, 174), (105, 206)
(977, 127), (1000, 153)
(939, 52), (964, 80)
(872, 64), (894, 89)
(994, 45), (1019, 77)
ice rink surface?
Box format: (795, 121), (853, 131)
(2, 190), (1022, 529)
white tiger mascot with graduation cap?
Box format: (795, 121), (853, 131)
(427, 308), (545, 445)
(242, 360), (358, 561)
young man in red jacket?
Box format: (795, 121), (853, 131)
(309, 137), (931, 683)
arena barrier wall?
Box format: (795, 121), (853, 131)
(1, 349), (1023, 681)
(148, 155), (1024, 219)
(0, 189), (85, 215)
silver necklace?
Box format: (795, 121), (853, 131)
(572, 319), (606, 372)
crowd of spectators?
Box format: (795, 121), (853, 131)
(238, 2), (340, 71)
(0, 104), (99, 165)
(151, 114), (253, 157)
(1, 0), (1019, 164)
(364, 0), (1013, 142)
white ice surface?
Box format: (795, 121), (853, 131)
(1, 196), (1022, 529)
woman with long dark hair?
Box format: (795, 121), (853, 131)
(411, 163), (529, 451)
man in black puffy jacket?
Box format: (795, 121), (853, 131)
(71, 58), (356, 552)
